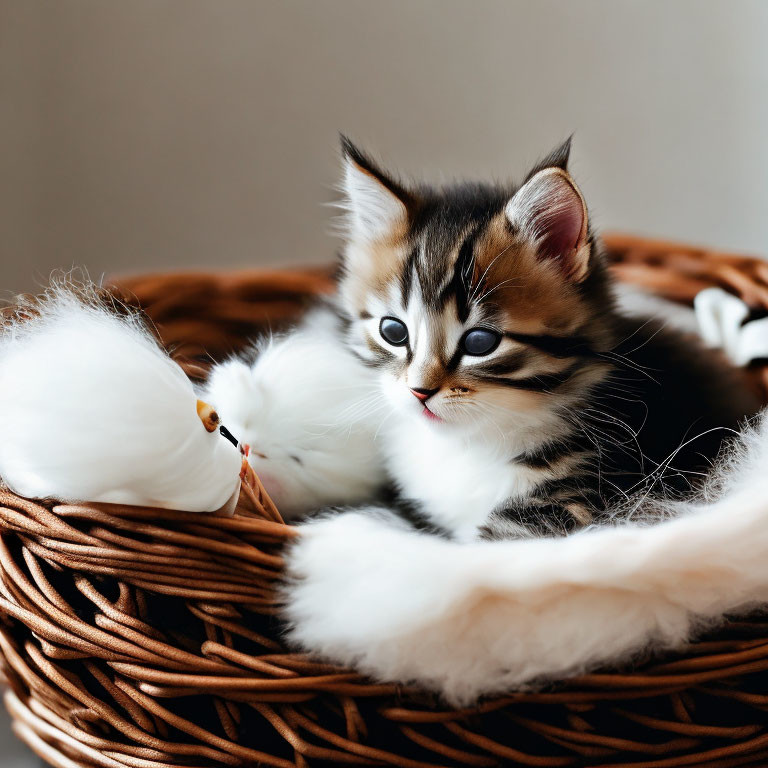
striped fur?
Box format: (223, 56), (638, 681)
(335, 138), (758, 539)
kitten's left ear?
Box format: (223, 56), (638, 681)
(524, 135), (573, 178)
(340, 136), (413, 241)
(505, 158), (591, 283)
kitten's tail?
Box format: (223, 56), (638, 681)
(281, 410), (768, 705)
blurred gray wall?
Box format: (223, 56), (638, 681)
(2, 0), (768, 297)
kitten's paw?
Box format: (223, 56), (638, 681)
(281, 508), (425, 656)
(283, 508), (406, 605)
(280, 508), (521, 705)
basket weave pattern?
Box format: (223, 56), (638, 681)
(2, 235), (768, 767)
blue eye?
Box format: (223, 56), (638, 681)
(380, 317), (409, 346)
(462, 328), (501, 356)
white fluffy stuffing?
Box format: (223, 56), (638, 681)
(694, 286), (768, 366)
(203, 307), (387, 518)
(613, 282), (700, 335)
(284, 413), (768, 705)
(0, 287), (242, 512)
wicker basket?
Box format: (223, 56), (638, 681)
(3, 234), (768, 768)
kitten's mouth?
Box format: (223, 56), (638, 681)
(422, 405), (442, 422)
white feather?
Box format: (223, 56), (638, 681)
(202, 307), (387, 518)
(0, 287), (242, 512)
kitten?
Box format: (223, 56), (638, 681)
(333, 137), (759, 540)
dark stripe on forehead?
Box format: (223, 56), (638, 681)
(415, 223), (476, 312)
(404, 185), (508, 301)
(439, 226), (481, 321)
(399, 247), (418, 307)
(414, 239), (445, 305)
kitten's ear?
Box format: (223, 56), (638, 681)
(524, 136), (573, 178)
(340, 136), (412, 241)
(505, 159), (590, 283)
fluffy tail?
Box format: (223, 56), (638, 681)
(283, 413), (768, 704)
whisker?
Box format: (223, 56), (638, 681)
(468, 243), (515, 304)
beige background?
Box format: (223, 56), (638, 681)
(2, 0), (768, 300)
(1, 2), (767, 763)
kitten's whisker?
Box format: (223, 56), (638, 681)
(468, 243), (515, 305)
(610, 315), (657, 348)
(474, 279), (521, 305)
(623, 425), (740, 499)
(373, 403), (398, 442)
(599, 352), (661, 385)
(619, 322), (669, 357)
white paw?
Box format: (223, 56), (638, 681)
(282, 509), (432, 651)
(279, 508), (511, 703)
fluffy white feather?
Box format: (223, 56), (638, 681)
(203, 307), (387, 518)
(284, 414), (768, 705)
(0, 287), (242, 512)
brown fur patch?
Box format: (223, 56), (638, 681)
(472, 214), (590, 336)
(342, 235), (410, 315)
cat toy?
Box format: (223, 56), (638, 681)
(0, 287), (244, 513)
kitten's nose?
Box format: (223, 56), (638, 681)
(410, 387), (439, 402)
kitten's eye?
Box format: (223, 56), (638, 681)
(462, 328), (501, 356)
(379, 317), (409, 347)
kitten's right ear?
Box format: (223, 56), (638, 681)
(505, 162), (590, 282)
(340, 137), (412, 241)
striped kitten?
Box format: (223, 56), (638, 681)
(336, 137), (759, 540)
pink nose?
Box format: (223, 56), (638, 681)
(410, 387), (438, 402)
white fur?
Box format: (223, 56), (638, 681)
(284, 413), (768, 705)
(694, 286), (768, 366)
(203, 308), (387, 518)
(343, 157), (406, 241)
(378, 410), (568, 541)
(695, 286), (750, 355)
(0, 287), (242, 512)
(614, 283), (700, 335)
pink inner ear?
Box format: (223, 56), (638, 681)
(533, 180), (585, 263)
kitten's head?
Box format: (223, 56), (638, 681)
(337, 138), (616, 437)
